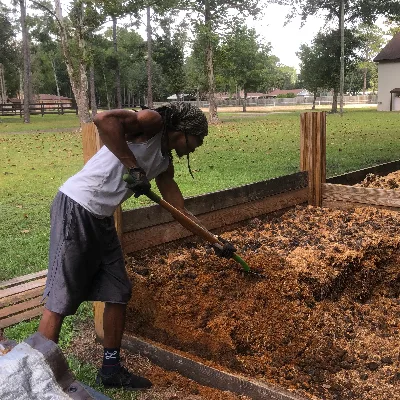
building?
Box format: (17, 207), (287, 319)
(265, 89), (309, 98)
(373, 32), (400, 111)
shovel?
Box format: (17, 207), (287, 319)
(123, 174), (254, 274)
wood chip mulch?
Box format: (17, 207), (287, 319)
(122, 171), (400, 400)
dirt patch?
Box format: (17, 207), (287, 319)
(124, 174), (400, 400)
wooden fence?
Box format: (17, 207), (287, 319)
(0, 270), (46, 330)
(0, 102), (77, 117)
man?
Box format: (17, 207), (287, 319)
(38, 102), (236, 391)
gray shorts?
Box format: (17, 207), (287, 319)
(43, 192), (132, 316)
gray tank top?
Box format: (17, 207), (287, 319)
(60, 131), (169, 217)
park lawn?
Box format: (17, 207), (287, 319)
(1, 109), (400, 280)
(0, 113), (81, 133)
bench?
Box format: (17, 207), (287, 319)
(0, 270), (47, 330)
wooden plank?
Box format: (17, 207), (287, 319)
(0, 306), (44, 329)
(322, 183), (400, 207)
(327, 160), (400, 185)
(315, 112), (326, 207)
(122, 334), (307, 400)
(0, 286), (44, 308)
(322, 200), (400, 212)
(300, 113), (307, 171)
(123, 188), (308, 253)
(81, 122), (106, 344)
(94, 301), (105, 343)
(122, 172), (308, 233)
(0, 296), (42, 319)
(0, 270), (47, 289)
(81, 122), (100, 163)
(0, 278), (46, 300)
(300, 112), (326, 206)
(114, 206), (123, 244)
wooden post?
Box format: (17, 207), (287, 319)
(300, 112), (326, 206)
(81, 122), (124, 343)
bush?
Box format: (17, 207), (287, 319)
(276, 93), (296, 98)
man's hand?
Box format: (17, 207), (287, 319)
(127, 167), (151, 198)
(213, 237), (237, 259)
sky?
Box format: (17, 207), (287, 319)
(245, 4), (327, 69)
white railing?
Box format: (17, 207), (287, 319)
(153, 95), (377, 108)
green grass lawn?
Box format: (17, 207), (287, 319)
(1, 108), (399, 399)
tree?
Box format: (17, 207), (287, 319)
(20, 0), (31, 122)
(184, 0), (261, 123)
(275, 65), (298, 90)
(297, 28), (363, 112)
(271, 0), (400, 26)
(356, 23), (385, 94)
(33, 0), (104, 123)
(29, 11), (70, 98)
(297, 43), (327, 109)
(270, 0), (400, 113)
(0, 3), (19, 100)
(153, 21), (186, 101)
(217, 25), (276, 112)
(94, 0), (144, 108)
(184, 53), (207, 104)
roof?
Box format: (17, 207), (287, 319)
(374, 32), (400, 62)
(390, 88), (400, 93)
(265, 89), (309, 97)
(34, 94), (72, 100)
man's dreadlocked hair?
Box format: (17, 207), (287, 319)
(154, 102), (208, 178)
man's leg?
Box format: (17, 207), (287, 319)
(96, 302), (152, 390)
(103, 302), (126, 348)
(38, 308), (64, 343)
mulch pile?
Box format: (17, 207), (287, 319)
(125, 172), (400, 400)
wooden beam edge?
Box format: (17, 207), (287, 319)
(122, 334), (307, 400)
(322, 183), (400, 208)
(322, 200), (400, 212)
(122, 172), (308, 233)
(0, 278), (47, 300)
(0, 306), (44, 329)
(0, 270), (47, 290)
(123, 188), (308, 254)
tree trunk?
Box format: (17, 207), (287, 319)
(339, 0), (345, 116)
(146, 6), (153, 108)
(51, 58), (61, 100)
(332, 89), (338, 113)
(67, 62), (91, 123)
(312, 91), (317, 110)
(20, 0), (30, 123)
(103, 68), (111, 110)
(89, 63), (97, 117)
(113, 16), (122, 109)
(0, 64), (6, 103)
(53, 0), (91, 123)
(363, 67), (367, 95)
(205, 0), (218, 123)
(242, 89), (247, 112)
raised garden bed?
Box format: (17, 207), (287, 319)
(123, 172), (400, 400)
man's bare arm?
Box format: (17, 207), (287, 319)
(93, 109), (163, 169)
(155, 164), (208, 230)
